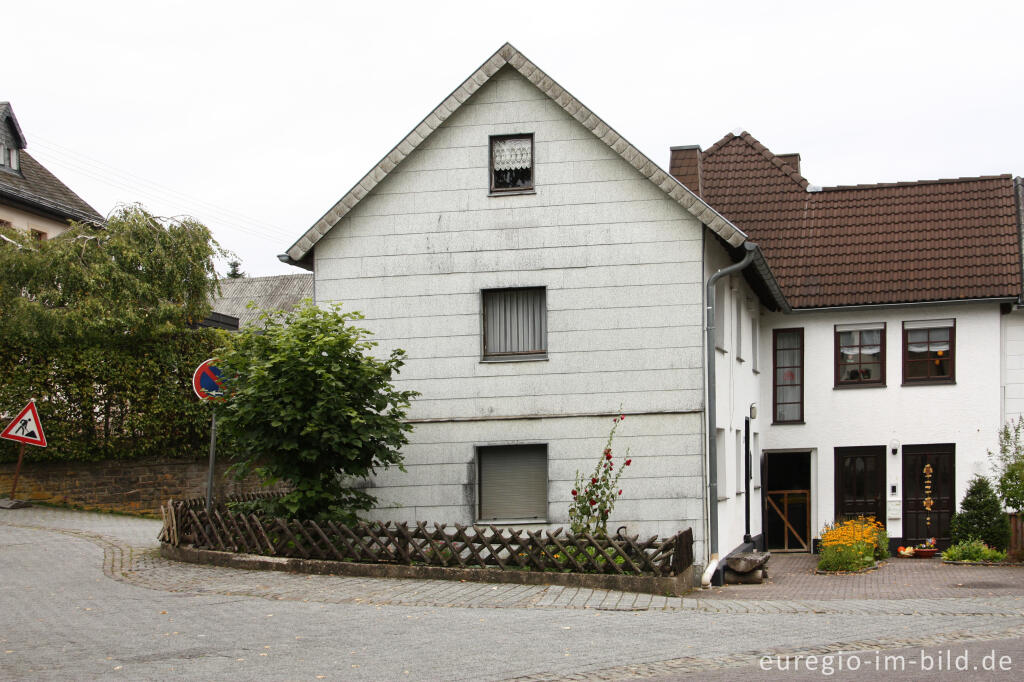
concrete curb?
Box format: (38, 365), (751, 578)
(161, 543), (695, 596)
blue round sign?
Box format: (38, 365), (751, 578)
(193, 358), (226, 401)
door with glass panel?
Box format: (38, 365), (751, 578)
(834, 446), (886, 523)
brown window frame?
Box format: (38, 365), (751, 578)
(489, 133), (535, 194)
(902, 320), (956, 384)
(30, 229), (47, 242)
(773, 327), (804, 424)
(834, 324), (886, 387)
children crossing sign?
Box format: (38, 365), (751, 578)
(1, 400), (46, 448)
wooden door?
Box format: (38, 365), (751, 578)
(902, 444), (955, 546)
(834, 446), (886, 522)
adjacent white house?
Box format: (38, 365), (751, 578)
(281, 45), (1023, 581)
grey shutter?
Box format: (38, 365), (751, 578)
(483, 288), (546, 356)
(478, 445), (548, 521)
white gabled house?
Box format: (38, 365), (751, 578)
(282, 44), (1024, 582)
(282, 44), (787, 575)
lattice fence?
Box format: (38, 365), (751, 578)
(160, 499), (693, 577)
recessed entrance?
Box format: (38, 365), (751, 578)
(763, 451), (811, 551)
(902, 443), (955, 548)
(834, 446), (886, 523)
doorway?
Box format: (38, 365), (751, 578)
(763, 451), (811, 551)
(902, 444), (955, 548)
(834, 446), (886, 523)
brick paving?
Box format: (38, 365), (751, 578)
(4, 507), (1024, 680)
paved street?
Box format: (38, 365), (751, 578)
(2, 507), (1023, 680)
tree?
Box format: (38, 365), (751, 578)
(216, 300), (418, 523)
(0, 204), (227, 462)
(950, 475), (1011, 551)
(226, 260), (245, 279)
(990, 416), (1024, 512)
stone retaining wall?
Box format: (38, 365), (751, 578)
(0, 457), (270, 515)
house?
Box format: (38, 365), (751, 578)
(280, 43), (1023, 580)
(0, 102), (103, 238)
(282, 44), (787, 573)
(676, 131), (1023, 554)
(207, 273), (314, 329)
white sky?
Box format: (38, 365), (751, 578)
(8, 1), (1024, 276)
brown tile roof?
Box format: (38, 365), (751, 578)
(0, 151), (103, 224)
(695, 132), (1022, 308)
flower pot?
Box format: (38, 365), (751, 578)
(912, 548), (938, 558)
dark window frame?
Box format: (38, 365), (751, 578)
(489, 133), (535, 194)
(773, 327), (804, 424)
(475, 443), (549, 523)
(834, 323), (886, 388)
(481, 286), (547, 361)
(902, 320), (956, 384)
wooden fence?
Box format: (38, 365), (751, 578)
(159, 498), (693, 577)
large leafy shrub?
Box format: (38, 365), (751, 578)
(216, 301), (418, 523)
(990, 416), (1024, 513)
(0, 205), (225, 462)
(949, 475), (1010, 551)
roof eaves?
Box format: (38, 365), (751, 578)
(284, 43), (749, 263)
(0, 183), (103, 225)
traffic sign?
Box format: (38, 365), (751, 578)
(1, 400), (47, 447)
(193, 358), (226, 401)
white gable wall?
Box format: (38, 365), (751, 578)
(315, 67), (710, 555)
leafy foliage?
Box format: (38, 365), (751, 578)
(817, 516), (885, 572)
(226, 260), (245, 279)
(950, 475), (1010, 550)
(568, 416), (632, 537)
(0, 205), (227, 462)
(990, 416), (1024, 512)
(216, 301), (418, 523)
(942, 539), (1007, 563)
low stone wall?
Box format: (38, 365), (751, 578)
(0, 457), (270, 515)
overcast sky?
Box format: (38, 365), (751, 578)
(8, 1), (1023, 276)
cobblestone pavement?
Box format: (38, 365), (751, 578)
(3, 507), (1024, 680)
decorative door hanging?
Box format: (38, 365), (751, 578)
(922, 463), (934, 529)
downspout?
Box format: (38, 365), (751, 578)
(702, 241), (758, 588)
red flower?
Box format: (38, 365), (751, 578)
(620, 414), (625, 421)
(589, 499), (596, 506)
(605, 452), (612, 460)
(625, 459), (632, 466)
(603, 448), (611, 456)
(571, 489), (577, 496)
(618, 489), (622, 495)
(591, 478), (597, 484)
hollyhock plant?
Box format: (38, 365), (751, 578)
(568, 414), (633, 536)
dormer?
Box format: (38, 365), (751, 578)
(0, 102), (27, 174)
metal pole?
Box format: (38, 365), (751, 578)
(10, 442), (25, 499)
(206, 410), (216, 514)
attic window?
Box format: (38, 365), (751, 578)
(490, 134), (533, 193)
(9, 148), (18, 171)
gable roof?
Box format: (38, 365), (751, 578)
(698, 132), (1022, 309)
(284, 43), (751, 266)
(210, 273), (314, 328)
(0, 102), (26, 148)
(0, 150), (104, 224)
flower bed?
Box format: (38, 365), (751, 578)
(816, 516), (889, 572)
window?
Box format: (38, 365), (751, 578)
(773, 328), (803, 423)
(714, 279), (727, 351)
(477, 444), (547, 521)
(0, 143), (5, 167)
(490, 134), (533, 193)
(751, 314), (760, 372)
(735, 290), (744, 361)
(9, 148), (18, 171)
(903, 319), (955, 383)
(735, 429), (744, 494)
(835, 323), (885, 386)
(482, 287), (546, 360)
(30, 229), (47, 241)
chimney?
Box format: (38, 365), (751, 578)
(669, 145), (703, 197)
(776, 153), (801, 175)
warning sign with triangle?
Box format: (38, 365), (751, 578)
(1, 400), (47, 447)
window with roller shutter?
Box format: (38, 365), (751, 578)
(477, 444), (548, 522)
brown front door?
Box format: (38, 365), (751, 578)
(902, 444), (955, 547)
(834, 446), (886, 522)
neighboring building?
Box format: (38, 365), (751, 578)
(0, 102), (103, 238)
(678, 131), (1023, 553)
(283, 44), (786, 567)
(208, 273), (314, 328)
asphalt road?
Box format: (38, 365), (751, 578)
(1, 512), (1023, 681)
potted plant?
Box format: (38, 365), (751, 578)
(897, 538), (937, 558)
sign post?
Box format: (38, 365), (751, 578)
(193, 359), (226, 514)
(1, 399), (48, 509)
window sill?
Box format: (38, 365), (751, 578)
(481, 355), (548, 363)
(716, 496), (730, 502)
(901, 379), (956, 387)
(715, 347), (728, 354)
(772, 421), (805, 426)
(488, 189), (536, 197)
(834, 383), (886, 390)
(477, 518), (548, 526)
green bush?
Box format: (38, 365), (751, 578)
(950, 476), (1011, 551)
(942, 539), (1006, 563)
(817, 543), (875, 572)
(217, 301), (418, 524)
(990, 417), (1024, 513)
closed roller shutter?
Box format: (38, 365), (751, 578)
(478, 444), (548, 521)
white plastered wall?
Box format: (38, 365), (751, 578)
(0, 203), (70, 238)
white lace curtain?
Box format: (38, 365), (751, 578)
(492, 138), (532, 170)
